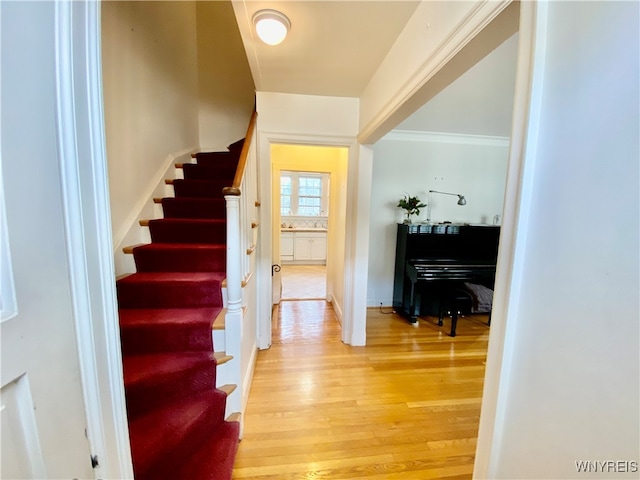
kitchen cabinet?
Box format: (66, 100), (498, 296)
(294, 232), (326, 261)
(280, 230), (327, 264)
(280, 231), (294, 262)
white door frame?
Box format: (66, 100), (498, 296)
(256, 131), (365, 349)
(54, 2), (133, 478)
(473, 2), (545, 477)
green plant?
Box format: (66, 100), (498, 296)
(397, 194), (427, 216)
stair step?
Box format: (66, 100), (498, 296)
(143, 218), (226, 244)
(218, 384), (237, 396)
(168, 179), (232, 199)
(116, 272), (225, 308)
(191, 151), (239, 164)
(212, 309), (226, 330)
(123, 352), (219, 418)
(194, 157), (239, 171)
(226, 412), (241, 423)
(214, 351), (233, 365)
(128, 388), (230, 479)
(129, 243), (226, 272)
(172, 420), (240, 480)
(123, 243), (145, 254)
(182, 163), (237, 181)
(154, 197), (227, 219)
(119, 307), (222, 354)
(228, 138), (245, 153)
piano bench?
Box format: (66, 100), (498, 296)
(437, 289), (473, 337)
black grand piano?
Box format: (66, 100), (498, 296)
(392, 223), (500, 336)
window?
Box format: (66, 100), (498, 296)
(280, 174), (292, 217)
(280, 172), (329, 216)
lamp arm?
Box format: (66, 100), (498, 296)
(429, 190), (457, 197)
(428, 190), (466, 207)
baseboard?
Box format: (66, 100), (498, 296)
(330, 294), (343, 325)
(242, 344), (258, 413)
(367, 298), (393, 308)
(239, 343), (258, 439)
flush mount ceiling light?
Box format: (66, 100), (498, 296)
(252, 9), (290, 46)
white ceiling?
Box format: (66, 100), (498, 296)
(232, 1), (420, 97)
(232, 1), (518, 137)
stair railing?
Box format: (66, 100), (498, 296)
(221, 109), (258, 416)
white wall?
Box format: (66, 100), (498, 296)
(196, 1), (255, 151)
(478, 2), (639, 478)
(257, 92), (359, 137)
(367, 133), (509, 306)
(102, 1), (200, 263)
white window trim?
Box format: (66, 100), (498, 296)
(281, 171), (329, 216)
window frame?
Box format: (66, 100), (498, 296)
(280, 171), (329, 217)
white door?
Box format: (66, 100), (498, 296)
(1, 2), (95, 478)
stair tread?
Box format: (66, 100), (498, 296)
(228, 138), (245, 152)
(214, 351), (233, 364)
(156, 197), (225, 204)
(118, 271), (226, 283)
(226, 412), (241, 423)
(119, 307), (222, 354)
(212, 309), (226, 330)
(117, 272), (224, 309)
(169, 178), (232, 185)
(129, 243), (226, 251)
(218, 384), (236, 396)
(123, 243), (145, 254)
(146, 218), (226, 225)
(173, 420), (240, 480)
(119, 307), (222, 327)
(123, 351), (218, 389)
(128, 388), (229, 477)
(191, 150), (231, 156)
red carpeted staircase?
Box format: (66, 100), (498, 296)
(116, 140), (244, 479)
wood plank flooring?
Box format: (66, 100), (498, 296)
(233, 301), (490, 479)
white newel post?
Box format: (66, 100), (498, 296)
(224, 193), (242, 314)
(222, 191), (243, 417)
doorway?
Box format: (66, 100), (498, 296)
(270, 144), (348, 307)
(279, 169), (329, 300)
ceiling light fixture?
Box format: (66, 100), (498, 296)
(253, 9), (290, 46)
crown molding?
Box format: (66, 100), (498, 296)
(384, 129), (510, 147)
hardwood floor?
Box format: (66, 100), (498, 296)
(233, 301), (490, 479)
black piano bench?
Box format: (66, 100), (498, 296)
(438, 288), (473, 337)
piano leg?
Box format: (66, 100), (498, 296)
(450, 310), (458, 337)
(407, 280), (420, 323)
